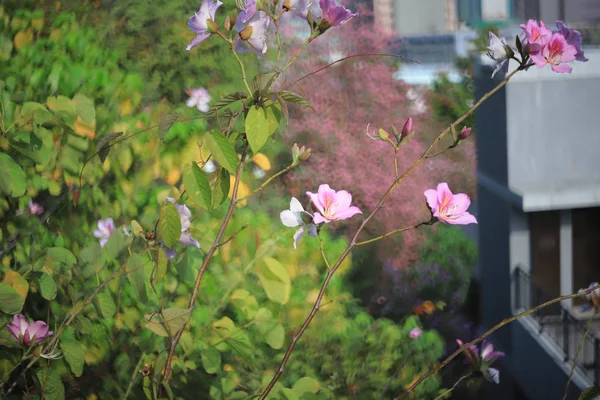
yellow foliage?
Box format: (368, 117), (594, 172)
(223, 364), (234, 372)
(14, 29), (33, 51)
(119, 99), (134, 117)
(2, 270), (29, 299)
(31, 18), (44, 32)
(251, 153), (271, 171)
(166, 167), (181, 186)
(74, 116), (96, 139)
(228, 177), (249, 207)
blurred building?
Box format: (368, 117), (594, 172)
(474, 42), (600, 400)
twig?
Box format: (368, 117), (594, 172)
(394, 284), (600, 399)
(355, 221), (431, 247)
(122, 352), (146, 400)
(259, 68), (520, 398)
(163, 144), (248, 382)
(237, 163), (295, 202)
(561, 316), (592, 400)
(433, 373), (471, 400)
(318, 235), (330, 269)
(217, 224), (248, 248)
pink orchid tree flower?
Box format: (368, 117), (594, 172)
(519, 19), (552, 53)
(530, 32), (577, 73)
(424, 183), (477, 225)
(93, 218), (116, 248)
(555, 21), (588, 62)
(409, 328), (422, 339)
(456, 339), (504, 384)
(280, 197), (317, 249)
(7, 314), (53, 346)
(319, 0), (357, 28)
(16, 199), (44, 217)
(306, 184), (362, 224)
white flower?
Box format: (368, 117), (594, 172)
(185, 87), (211, 112)
(93, 218), (115, 248)
(202, 160), (218, 173)
(487, 32), (512, 78)
(280, 197), (317, 249)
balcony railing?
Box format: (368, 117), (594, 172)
(513, 267), (600, 385)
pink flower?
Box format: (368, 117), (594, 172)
(185, 87), (211, 112)
(7, 314), (53, 346)
(520, 19), (552, 53)
(306, 184), (362, 224)
(409, 328), (422, 339)
(93, 218), (116, 248)
(319, 0), (357, 28)
(530, 32), (577, 73)
(16, 199), (44, 217)
(424, 183), (477, 225)
(456, 339), (504, 384)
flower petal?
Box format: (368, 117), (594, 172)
(289, 197), (304, 213)
(312, 212), (329, 224)
(445, 212), (478, 225)
(306, 190), (325, 216)
(292, 226), (305, 249)
(333, 190), (352, 210)
(179, 232), (201, 249)
(449, 193), (471, 215)
(424, 189), (439, 212)
(484, 367), (500, 384)
(333, 205), (362, 221)
(436, 182), (452, 204)
(280, 210), (303, 227)
(307, 223), (318, 237)
(186, 32), (212, 51)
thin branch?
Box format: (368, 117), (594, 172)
(122, 352), (146, 400)
(561, 316), (592, 400)
(318, 235), (330, 269)
(433, 373), (472, 400)
(283, 53), (420, 91)
(217, 224), (248, 248)
(394, 284), (600, 399)
(355, 221), (431, 247)
(163, 144), (248, 382)
(259, 68), (520, 398)
(238, 163), (295, 202)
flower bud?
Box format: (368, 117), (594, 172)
(239, 25), (253, 40)
(224, 16), (232, 32)
(459, 127), (472, 140)
(229, 11), (238, 27)
(401, 117), (412, 138)
(206, 19), (218, 34)
(378, 128), (389, 141)
(282, 0), (291, 11)
(299, 147), (311, 161)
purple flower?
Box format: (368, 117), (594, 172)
(409, 328), (422, 339)
(7, 314), (53, 346)
(16, 199), (44, 217)
(280, 197), (317, 249)
(282, 0), (312, 18)
(186, 0), (223, 51)
(161, 198), (201, 259)
(520, 19), (552, 53)
(234, 11), (270, 58)
(319, 0), (357, 27)
(556, 21), (588, 62)
(487, 32), (511, 78)
(93, 218), (116, 248)
(457, 339), (504, 384)
(185, 87), (211, 112)
(306, 184), (362, 224)
(235, 0), (258, 31)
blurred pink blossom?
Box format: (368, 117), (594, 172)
(424, 183), (477, 225)
(307, 184), (362, 224)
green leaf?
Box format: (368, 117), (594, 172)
(158, 112), (178, 140)
(292, 377), (320, 396)
(251, 72), (277, 94)
(210, 92), (248, 112)
(96, 132), (123, 163)
(255, 308), (284, 349)
(0, 153), (26, 197)
(201, 347), (222, 374)
(279, 388), (299, 400)
(73, 93), (95, 124)
(154, 352), (167, 381)
(204, 132), (238, 174)
(154, 245), (168, 283)
(39, 273), (57, 300)
(21, 102), (52, 125)
(94, 290), (116, 318)
(245, 105), (280, 153)
(61, 328), (85, 377)
(158, 202), (182, 249)
(127, 253), (148, 303)
(256, 257), (291, 305)
(211, 168), (230, 209)
(47, 95), (77, 123)
(144, 307), (191, 337)
(9, 133), (48, 165)
(183, 162), (211, 210)
(36, 368), (65, 400)
(278, 91), (313, 110)
(2, 270), (28, 299)
(579, 387), (600, 400)
(46, 247), (77, 266)
(0, 283), (24, 314)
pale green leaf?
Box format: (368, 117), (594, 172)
(39, 273), (57, 300)
(244, 105), (280, 153)
(126, 253), (148, 303)
(73, 93), (95, 124)
(256, 257), (290, 305)
(144, 307), (191, 337)
(183, 162), (211, 210)
(204, 132), (238, 174)
(201, 347), (222, 374)
(158, 202), (182, 249)
(61, 328), (85, 377)
(0, 153), (26, 197)
(0, 283), (24, 314)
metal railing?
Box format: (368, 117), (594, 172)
(513, 267), (600, 385)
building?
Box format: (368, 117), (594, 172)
(474, 46), (600, 399)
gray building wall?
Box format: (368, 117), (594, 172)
(394, 0), (448, 35)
